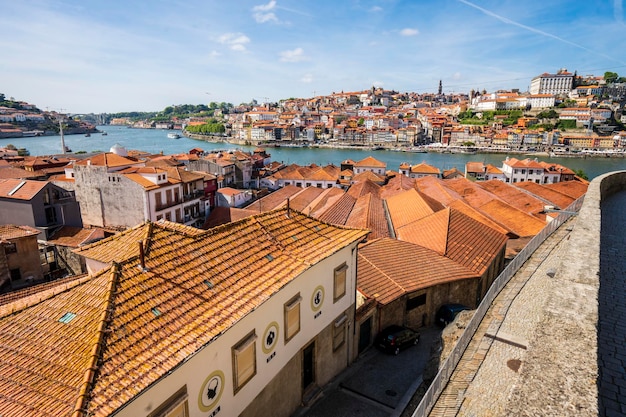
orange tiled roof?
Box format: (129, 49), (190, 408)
(475, 199), (546, 238)
(0, 178), (47, 200)
(379, 173), (416, 199)
(447, 199), (515, 238)
(354, 156), (386, 168)
(245, 185), (304, 212)
(395, 208), (508, 275)
(0, 224), (40, 239)
(318, 193), (357, 225)
(513, 181), (576, 210)
(415, 176), (462, 205)
(345, 192), (390, 239)
(305, 187), (346, 218)
(202, 206), (258, 228)
(75, 152), (140, 168)
(478, 180), (546, 218)
(1, 209), (368, 417)
(543, 180), (588, 200)
(357, 238), (477, 305)
(410, 162), (440, 174)
(386, 189), (437, 230)
(46, 226), (106, 247)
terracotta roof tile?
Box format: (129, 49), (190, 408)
(0, 208), (368, 416)
(543, 180), (588, 200)
(478, 179), (546, 218)
(305, 187), (346, 218)
(0, 224), (40, 239)
(46, 226), (106, 247)
(415, 176), (462, 205)
(354, 156), (386, 168)
(357, 238), (477, 305)
(394, 208), (508, 275)
(513, 181), (576, 210)
(476, 200), (546, 238)
(386, 189), (437, 230)
(245, 185), (303, 212)
(0, 179), (46, 200)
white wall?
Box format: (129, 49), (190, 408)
(117, 243), (359, 417)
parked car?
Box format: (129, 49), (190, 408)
(375, 325), (419, 355)
(436, 303), (470, 327)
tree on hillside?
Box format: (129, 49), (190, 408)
(604, 71), (619, 84)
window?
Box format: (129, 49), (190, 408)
(284, 294), (302, 342)
(232, 331), (257, 393)
(4, 242), (16, 254)
(155, 192), (162, 208)
(334, 264), (348, 302)
(406, 293), (426, 311)
(333, 315), (347, 351)
(148, 386), (189, 417)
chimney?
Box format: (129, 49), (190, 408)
(286, 198), (291, 218)
(138, 240), (146, 271)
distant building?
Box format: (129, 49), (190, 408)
(530, 69), (574, 96)
(0, 179), (82, 239)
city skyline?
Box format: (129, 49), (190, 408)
(2, 0), (626, 114)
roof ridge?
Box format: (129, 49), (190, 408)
(73, 263), (121, 417)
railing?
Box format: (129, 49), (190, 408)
(155, 199), (182, 211)
(411, 195), (585, 417)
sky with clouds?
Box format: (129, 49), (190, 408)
(2, 0), (626, 113)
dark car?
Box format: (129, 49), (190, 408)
(375, 325), (419, 355)
(436, 303), (470, 327)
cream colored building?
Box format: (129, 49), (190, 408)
(0, 208), (368, 417)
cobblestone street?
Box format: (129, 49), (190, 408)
(598, 190), (626, 417)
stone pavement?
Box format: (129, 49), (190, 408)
(293, 327), (440, 417)
(598, 190), (626, 417)
(427, 187), (626, 417)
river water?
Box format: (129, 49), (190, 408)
(2, 125), (625, 180)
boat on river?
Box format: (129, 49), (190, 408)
(167, 132), (181, 139)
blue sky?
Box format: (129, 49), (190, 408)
(2, 0), (626, 113)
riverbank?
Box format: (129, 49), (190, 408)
(181, 130), (626, 159)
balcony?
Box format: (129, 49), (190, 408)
(155, 198), (182, 211)
(183, 190), (204, 202)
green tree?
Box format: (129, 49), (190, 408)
(604, 71), (619, 84)
(5, 144), (16, 150)
(574, 169), (589, 180)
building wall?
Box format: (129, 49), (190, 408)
(116, 241), (360, 417)
(5, 235), (43, 286)
(0, 199), (36, 229)
(378, 278), (479, 332)
(74, 166), (145, 228)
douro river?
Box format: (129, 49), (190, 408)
(4, 125), (626, 180)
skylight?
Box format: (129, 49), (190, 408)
(265, 254), (274, 261)
(59, 312), (76, 324)
(204, 279), (214, 289)
(151, 307), (161, 317)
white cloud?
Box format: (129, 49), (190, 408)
(209, 50), (221, 58)
(400, 28), (419, 36)
(217, 33), (250, 51)
(253, 1), (278, 23)
(370, 6), (383, 12)
(452, 72), (462, 80)
(301, 73), (313, 83)
(280, 47), (308, 62)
